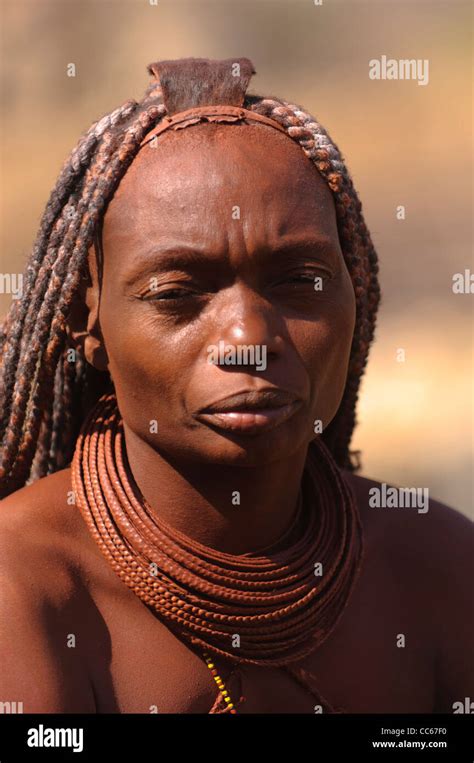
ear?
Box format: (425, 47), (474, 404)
(66, 243), (109, 372)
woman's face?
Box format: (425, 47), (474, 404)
(92, 123), (356, 466)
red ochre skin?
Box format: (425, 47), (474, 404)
(0, 124), (472, 713)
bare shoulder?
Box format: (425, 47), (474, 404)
(343, 469), (474, 711)
(0, 468), (96, 712)
(0, 467), (84, 588)
(343, 469), (473, 565)
(1, 466), (80, 535)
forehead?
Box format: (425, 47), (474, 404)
(101, 123), (339, 264)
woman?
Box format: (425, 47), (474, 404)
(0, 57), (471, 714)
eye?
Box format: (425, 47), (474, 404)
(276, 269), (332, 286)
(149, 288), (198, 301)
(286, 274), (318, 283)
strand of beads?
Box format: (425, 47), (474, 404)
(204, 652), (238, 714)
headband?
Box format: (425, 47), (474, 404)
(139, 104), (288, 149)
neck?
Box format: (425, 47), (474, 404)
(122, 424), (310, 555)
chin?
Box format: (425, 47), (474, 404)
(183, 424), (310, 467)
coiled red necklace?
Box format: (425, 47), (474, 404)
(71, 392), (364, 711)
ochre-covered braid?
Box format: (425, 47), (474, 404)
(71, 393), (364, 671)
(0, 60), (380, 498)
(0, 101), (165, 494)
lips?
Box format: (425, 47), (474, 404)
(199, 387), (299, 413)
(195, 388), (302, 434)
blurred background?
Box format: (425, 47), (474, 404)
(0, 0), (472, 516)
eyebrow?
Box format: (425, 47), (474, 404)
(123, 236), (338, 286)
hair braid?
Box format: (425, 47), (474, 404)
(0, 71), (379, 498)
(1, 105), (135, 342)
(0, 101), (138, 434)
(0, 97), (166, 495)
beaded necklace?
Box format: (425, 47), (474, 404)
(71, 393), (364, 713)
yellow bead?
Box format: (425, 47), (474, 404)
(225, 696), (231, 703)
(221, 690), (228, 697)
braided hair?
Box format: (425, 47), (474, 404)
(0, 63), (380, 499)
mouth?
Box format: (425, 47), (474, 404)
(195, 389), (302, 434)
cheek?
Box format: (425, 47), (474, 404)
(99, 299), (190, 419)
(291, 289), (355, 428)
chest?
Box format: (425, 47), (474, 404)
(80, 555), (435, 714)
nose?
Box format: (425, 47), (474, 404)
(208, 283), (286, 367)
